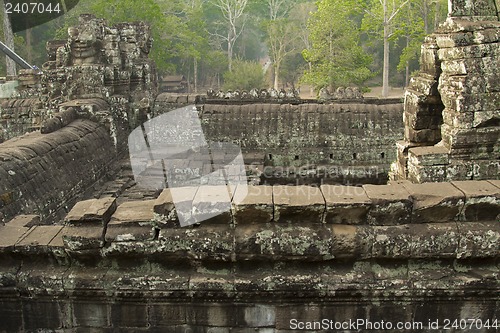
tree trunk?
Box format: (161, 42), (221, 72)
(405, 35), (410, 87)
(308, 62), (313, 96)
(227, 26), (234, 72)
(273, 65), (276, 89)
(274, 62), (280, 90)
(382, 23), (390, 97)
(26, 28), (32, 64)
(187, 65), (191, 94)
(2, 1), (16, 77)
(434, 0), (441, 29)
(381, 0), (390, 98)
(423, 0), (429, 34)
(194, 57), (198, 93)
(227, 40), (233, 72)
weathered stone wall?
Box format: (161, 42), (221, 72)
(0, 266), (497, 332)
(153, 92), (201, 113)
(392, 1), (500, 182)
(0, 180), (499, 331)
(155, 101), (404, 184)
(0, 119), (116, 224)
(152, 94), (404, 184)
(0, 98), (42, 143)
(197, 102), (404, 167)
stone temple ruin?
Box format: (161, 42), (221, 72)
(391, 0), (500, 183)
(0, 2), (499, 331)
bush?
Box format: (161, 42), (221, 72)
(222, 60), (265, 91)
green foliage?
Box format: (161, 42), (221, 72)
(301, 0), (373, 90)
(359, 0), (449, 85)
(173, 0), (211, 76)
(0, 0), (449, 89)
(200, 50), (228, 86)
(396, 0), (448, 72)
(222, 59), (265, 90)
(280, 52), (307, 87)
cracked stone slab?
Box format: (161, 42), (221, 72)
(452, 180), (500, 221)
(153, 188), (175, 215)
(0, 225), (31, 250)
(105, 225), (155, 242)
(154, 187), (198, 227)
(487, 180), (500, 190)
(110, 200), (156, 224)
(15, 226), (64, 251)
(409, 223), (459, 258)
(65, 197), (117, 226)
(331, 224), (373, 260)
(273, 185), (325, 223)
(232, 185), (273, 224)
(49, 226), (105, 251)
(321, 185), (370, 224)
(235, 224), (335, 261)
(402, 182), (465, 223)
(158, 225), (233, 261)
(5, 215), (40, 228)
(363, 184), (412, 225)
(191, 185), (233, 224)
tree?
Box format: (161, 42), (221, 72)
(171, 0), (210, 92)
(262, 0), (306, 89)
(302, 0), (373, 90)
(200, 50), (228, 88)
(222, 59), (265, 90)
(288, 1), (315, 92)
(209, 0), (249, 71)
(266, 18), (298, 89)
(266, 0), (294, 20)
(396, 0), (425, 87)
(361, 0), (410, 97)
(396, 0), (447, 86)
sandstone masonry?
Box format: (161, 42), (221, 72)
(391, 0), (500, 182)
(0, 14), (157, 147)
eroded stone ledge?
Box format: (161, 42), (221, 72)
(1, 219), (498, 264)
(0, 260), (498, 331)
(1, 180), (498, 263)
(151, 182), (499, 226)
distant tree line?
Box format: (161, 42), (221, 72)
(1, 0), (447, 96)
